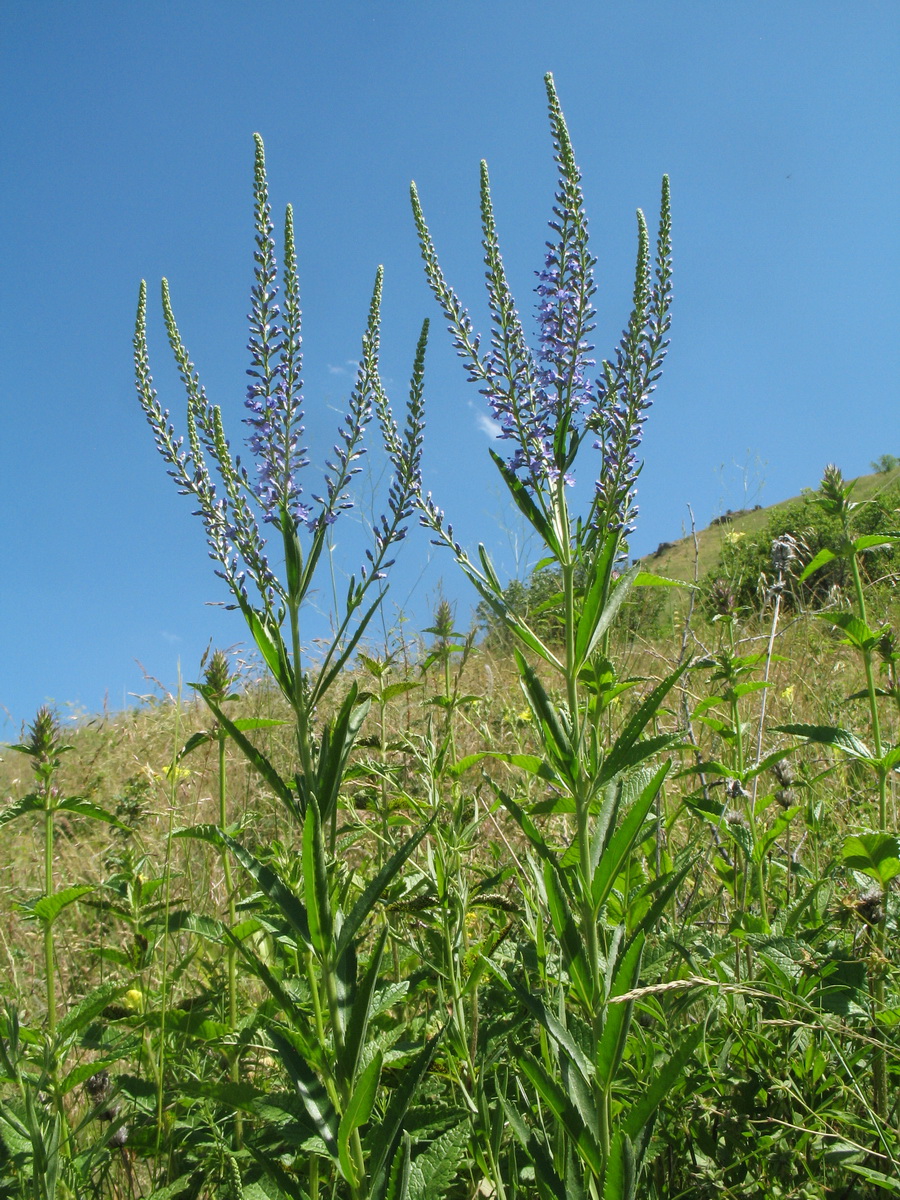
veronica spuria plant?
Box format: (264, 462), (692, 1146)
(412, 75), (697, 1197)
(134, 136), (440, 1199)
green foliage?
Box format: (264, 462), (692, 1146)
(701, 470), (900, 615)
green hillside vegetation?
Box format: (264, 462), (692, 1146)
(648, 465), (900, 610)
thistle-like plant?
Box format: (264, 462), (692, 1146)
(411, 73), (695, 1197)
(774, 464), (900, 1123)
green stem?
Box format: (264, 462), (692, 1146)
(43, 801), (56, 1043)
(848, 553), (889, 1122)
(219, 732), (243, 1150)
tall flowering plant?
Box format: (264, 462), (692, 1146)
(134, 137), (439, 1199)
(134, 134), (426, 823)
(412, 75), (696, 1197)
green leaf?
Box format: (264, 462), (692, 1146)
(338, 1050), (382, 1185)
(177, 730), (212, 760)
(632, 571), (689, 588)
(369, 1026), (445, 1200)
(595, 933), (644, 1087)
(515, 649), (577, 785)
(308, 684), (371, 823)
(600, 661), (689, 783)
(842, 833), (900, 886)
(381, 681), (422, 702)
(384, 1131), (411, 1200)
(178, 826), (311, 946)
(602, 1130), (635, 1200)
(337, 927), (387, 1086)
(449, 751), (559, 783)
(798, 547), (836, 582)
(591, 765), (669, 912)
(303, 797), (333, 960)
(494, 783), (564, 877)
(57, 981), (125, 1042)
(22, 885), (94, 926)
(239, 601), (294, 699)
(518, 1054), (604, 1177)
(489, 448), (560, 557)
(56, 797), (128, 828)
(852, 532), (899, 553)
(774, 723), (873, 761)
(817, 611), (878, 650)
(269, 1028), (339, 1158)
(336, 816), (435, 959)
(407, 1120), (468, 1200)
(198, 690), (298, 817)
(0, 793), (44, 827)
(621, 1024), (702, 1140)
(60, 1055), (123, 1096)
(575, 560), (641, 669)
(493, 966), (593, 1083)
(231, 717), (289, 731)
(572, 530), (618, 666)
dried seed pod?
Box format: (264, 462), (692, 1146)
(856, 889), (884, 926)
(772, 759), (795, 788)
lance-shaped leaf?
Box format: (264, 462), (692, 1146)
(620, 1023), (702, 1143)
(306, 685), (370, 824)
(595, 933), (644, 1088)
(500, 1097), (567, 1200)
(575, 558), (642, 670)
(544, 862), (593, 1008)
(336, 815), (435, 960)
(384, 1132), (412, 1200)
(303, 796), (333, 960)
(600, 661), (689, 783)
(337, 927), (387, 1087)
(518, 1054), (604, 1177)
(338, 1049), (383, 1186)
(197, 689), (299, 817)
(369, 1026), (445, 1200)
(602, 1130), (635, 1200)
(237, 599), (295, 700)
(269, 1027), (339, 1159)
(226, 932), (309, 1033)
(177, 825), (311, 946)
(494, 784), (566, 886)
(590, 765), (669, 912)
(489, 448), (561, 559)
(515, 649), (578, 788)
(489, 962), (593, 1084)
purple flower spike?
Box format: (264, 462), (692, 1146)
(242, 135), (309, 528)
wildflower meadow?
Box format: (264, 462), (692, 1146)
(2, 74), (899, 1200)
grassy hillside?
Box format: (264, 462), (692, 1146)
(642, 464), (900, 586)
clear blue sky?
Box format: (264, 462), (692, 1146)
(1, 2), (898, 734)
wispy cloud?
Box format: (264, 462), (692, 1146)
(327, 364), (347, 376)
(160, 631), (181, 645)
(475, 411), (501, 441)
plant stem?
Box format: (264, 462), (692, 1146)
(43, 800), (56, 1043)
(219, 731), (243, 1149)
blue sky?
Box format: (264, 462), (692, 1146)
(1, 2), (898, 734)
